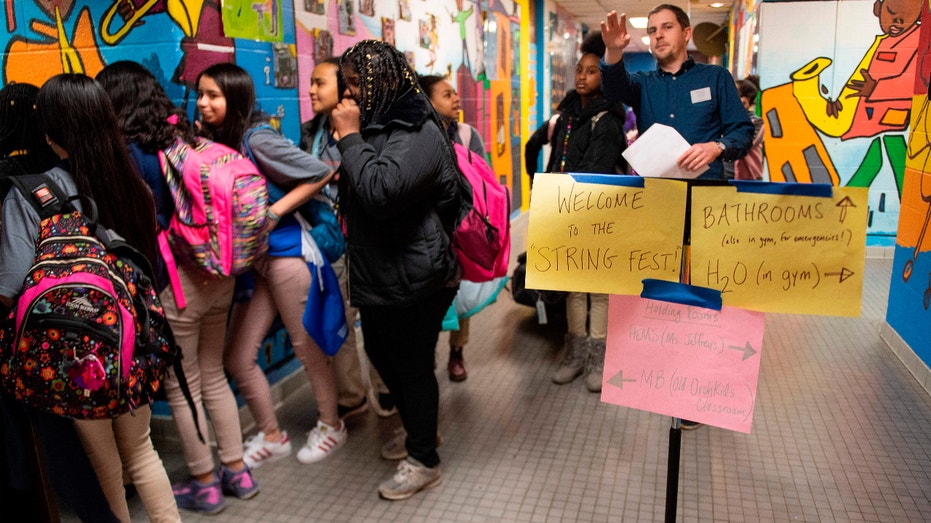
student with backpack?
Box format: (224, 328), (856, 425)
(332, 40), (462, 500)
(96, 61), (261, 515)
(0, 81), (120, 523)
(419, 74), (489, 383)
(0, 74), (178, 522)
(194, 63), (346, 469)
(524, 32), (628, 393)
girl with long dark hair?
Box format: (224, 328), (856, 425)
(96, 61), (259, 515)
(0, 80), (119, 523)
(332, 40), (462, 500)
(196, 63), (345, 470)
(0, 73), (176, 522)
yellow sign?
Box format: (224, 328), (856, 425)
(525, 174), (686, 295)
(689, 185), (868, 316)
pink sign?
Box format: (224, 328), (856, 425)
(602, 295), (765, 433)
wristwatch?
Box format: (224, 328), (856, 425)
(714, 141), (726, 154)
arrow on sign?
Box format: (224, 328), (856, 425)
(727, 342), (757, 361)
(836, 196), (856, 223)
(824, 267), (855, 283)
(608, 370), (637, 390)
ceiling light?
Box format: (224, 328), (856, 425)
(709, 2), (725, 7)
(630, 17), (648, 28)
(641, 36), (651, 46)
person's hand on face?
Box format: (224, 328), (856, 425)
(331, 97), (361, 138)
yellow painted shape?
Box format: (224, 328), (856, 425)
(100, 0), (160, 45)
(791, 35), (885, 138)
(6, 7), (105, 85)
(760, 82), (840, 185)
(167, 0), (205, 38)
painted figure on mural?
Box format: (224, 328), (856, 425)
(768, 0), (921, 194)
(840, 0), (922, 194)
(448, 0), (475, 72)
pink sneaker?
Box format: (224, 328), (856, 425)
(219, 465), (259, 499)
(173, 476), (225, 514)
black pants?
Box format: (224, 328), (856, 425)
(360, 287), (456, 468)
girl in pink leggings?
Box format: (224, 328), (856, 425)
(195, 64), (345, 471)
(97, 60), (258, 516)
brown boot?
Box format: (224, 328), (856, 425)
(552, 334), (589, 384)
(448, 346), (467, 382)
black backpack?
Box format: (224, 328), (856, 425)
(0, 166), (201, 437)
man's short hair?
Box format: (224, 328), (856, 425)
(648, 4), (691, 29)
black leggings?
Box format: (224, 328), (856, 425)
(360, 287), (456, 468)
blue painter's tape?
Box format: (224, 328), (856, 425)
(730, 181), (833, 197)
(640, 278), (723, 310)
(568, 173), (645, 187)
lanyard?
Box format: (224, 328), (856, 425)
(557, 116), (573, 172)
(311, 123), (327, 158)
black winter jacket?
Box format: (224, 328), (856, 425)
(525, 91), (628, 178)
(336, 93), (462, 307)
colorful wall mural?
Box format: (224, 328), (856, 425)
(888, 0), (931, 367)
(292, 0), (524, 199)
(1, 0), (523, 205)
(758, 0), (919, 244)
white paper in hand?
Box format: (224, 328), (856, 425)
(622, 123), (708, 179)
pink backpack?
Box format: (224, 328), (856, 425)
(451, 142), (511, 282)
(158, 137), (269, 305)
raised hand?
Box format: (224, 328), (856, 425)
(601, 11), (630, 65)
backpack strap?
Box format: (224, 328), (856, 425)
(590, 110), (609, 132)
(7, 172), (73, 220)
(158, 231), (187, 309)
(241, 123), (278, 165)
(457, 123), (472, 148)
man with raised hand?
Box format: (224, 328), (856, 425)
(600, 5), (754, 179)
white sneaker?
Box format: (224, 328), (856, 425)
(242, 431), (292, 469)
(378, 457), (442, 500)
(296, 420), (347, 464)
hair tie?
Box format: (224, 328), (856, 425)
(166, 114), (179, 125)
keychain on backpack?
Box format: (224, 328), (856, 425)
(536, 296), (548, 325)
(65, 353), (107, 393)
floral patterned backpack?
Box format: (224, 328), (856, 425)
(0, 171), (199, 426)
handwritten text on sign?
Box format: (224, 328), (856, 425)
(689, 186), (868, 316)
(602, 294), (765, 433)
(526, 175), (687, 295)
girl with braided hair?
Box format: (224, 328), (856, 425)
(331, 40), (463, 501)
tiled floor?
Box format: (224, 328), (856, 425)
(92, 214), (931, 522)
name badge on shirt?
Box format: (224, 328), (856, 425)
(690, 87), (712, 104)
